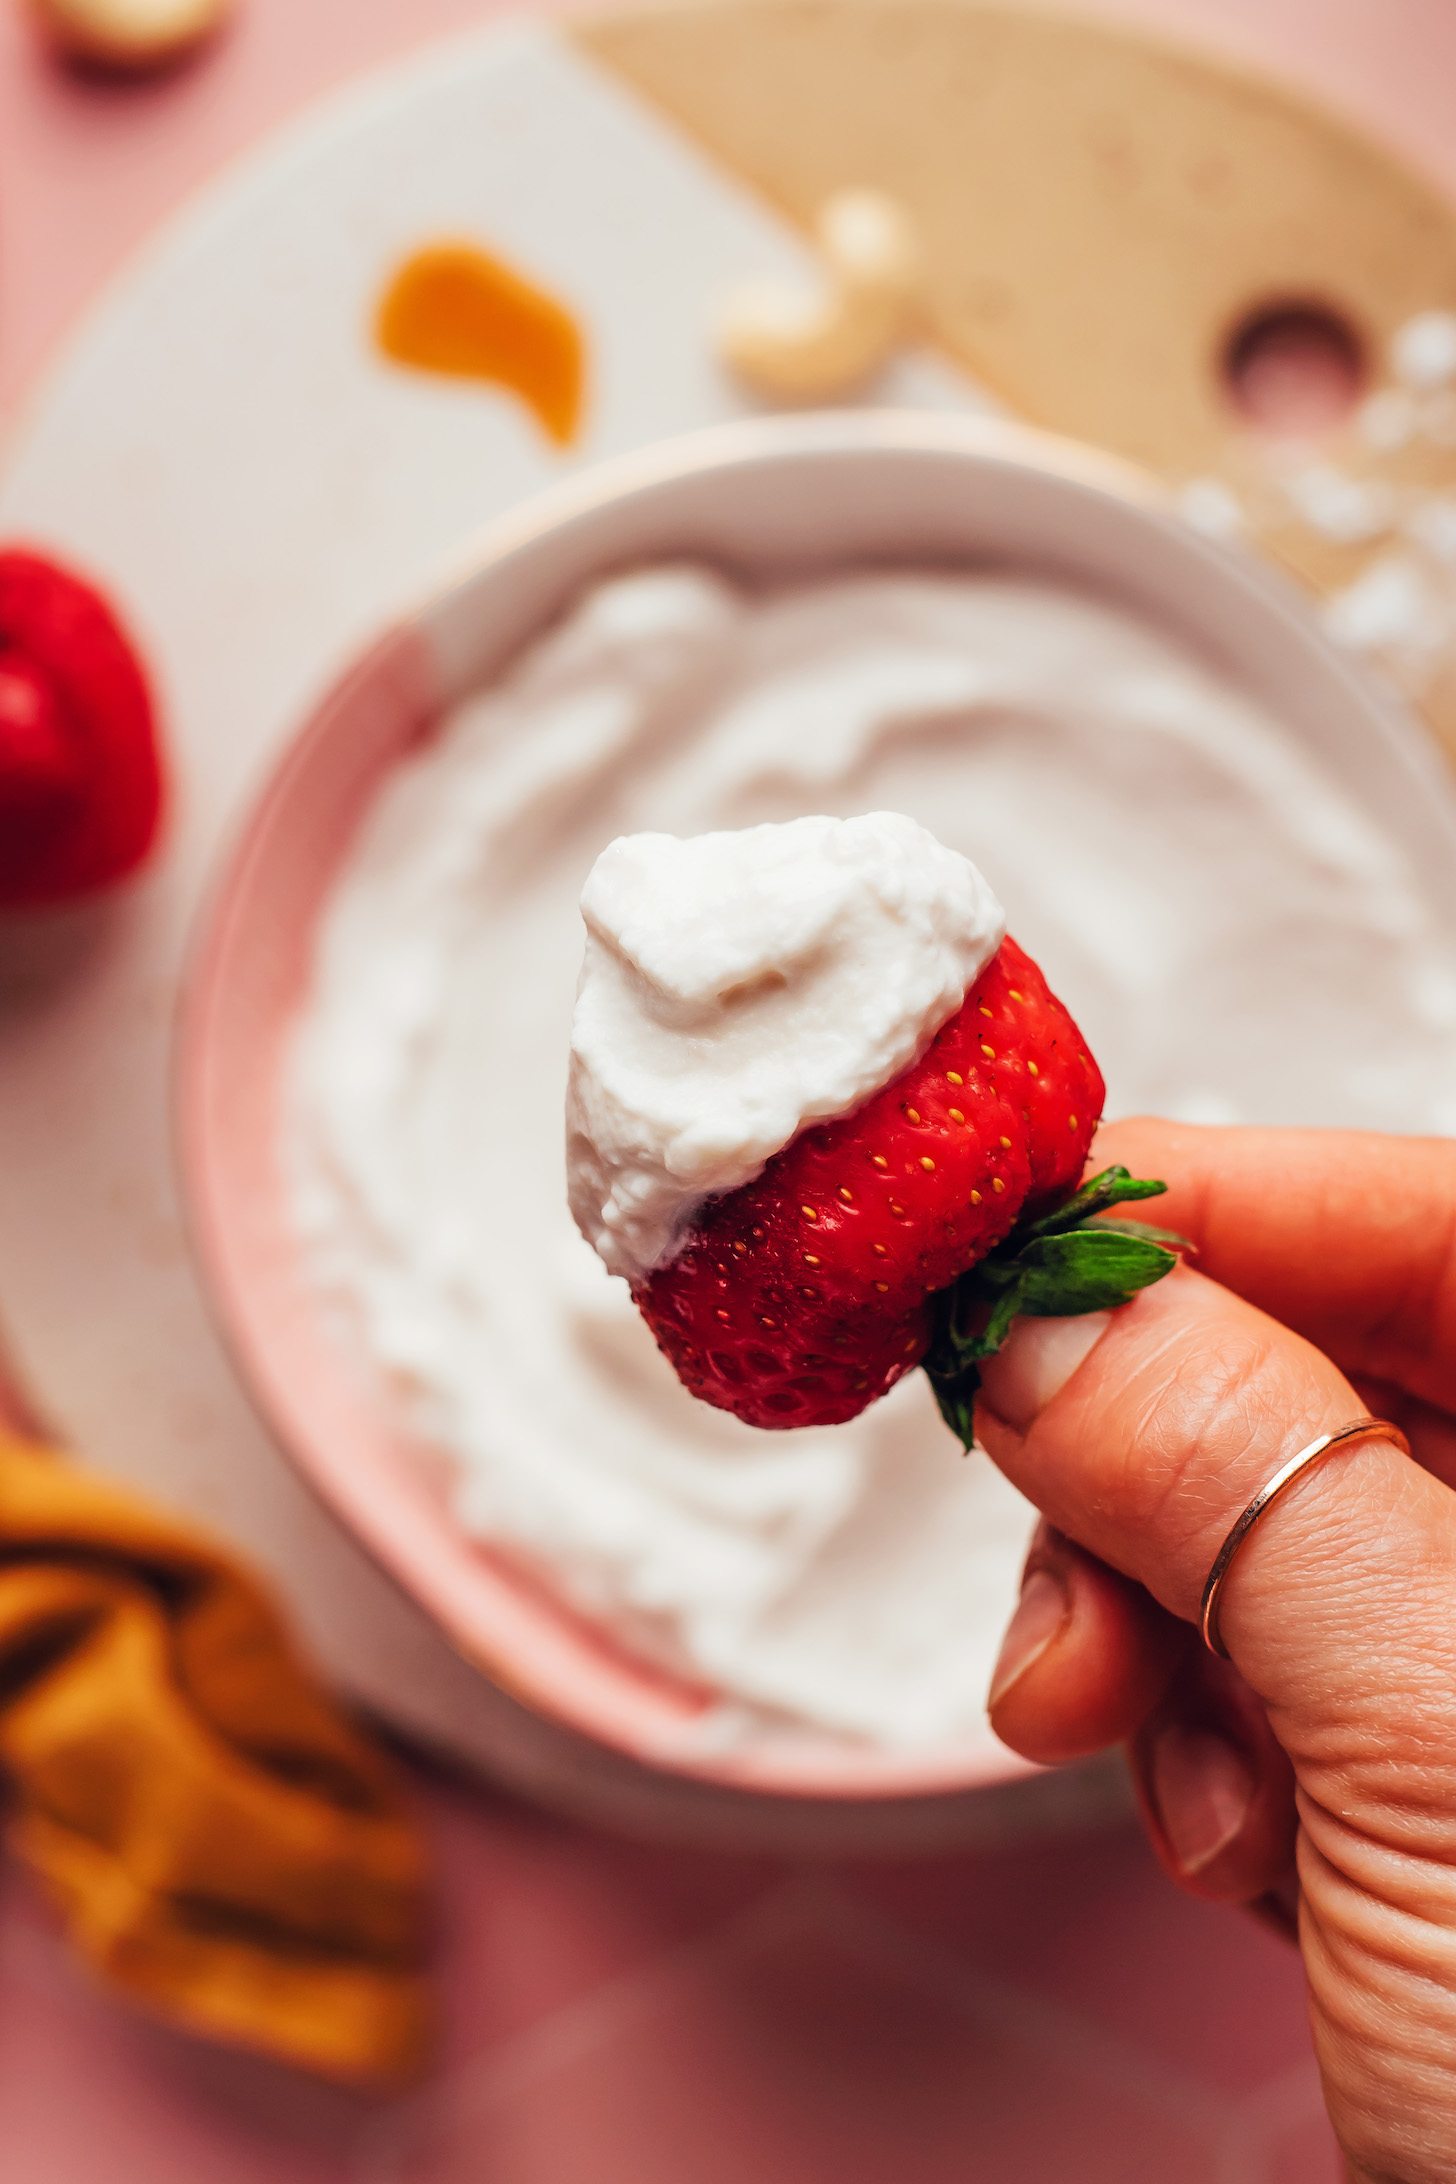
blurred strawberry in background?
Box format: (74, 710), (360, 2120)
(0, 548), (163, 908)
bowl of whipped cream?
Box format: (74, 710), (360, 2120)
(178, 411), (1456, 1842)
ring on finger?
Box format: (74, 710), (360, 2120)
(1199, 1416), (1412, 1659)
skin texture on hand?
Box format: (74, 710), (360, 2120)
(976, 1122), (1456, 2184)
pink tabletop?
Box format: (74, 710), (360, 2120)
(9, 1), (1454, 2175)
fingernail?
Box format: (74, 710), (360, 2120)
(1149, 1724), (1255, 1877)
(987, 1565), (1069, 1712)
(977, 1312), (1112, 1433)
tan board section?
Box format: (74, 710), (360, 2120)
(573, 0), (1456, 752)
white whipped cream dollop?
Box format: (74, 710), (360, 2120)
(288, 562), (1456, 1752)
(567, 813), (1003, 1283)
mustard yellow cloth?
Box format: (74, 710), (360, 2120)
(0, 1429), (431, 2083)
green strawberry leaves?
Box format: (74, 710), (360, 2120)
(922, 1167), (1189, 1451)
(1012, 1166), (1172, 1236)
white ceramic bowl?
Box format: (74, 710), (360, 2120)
(177, 411), (1456, 1842)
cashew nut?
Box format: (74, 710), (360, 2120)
(28, 0), (231, 72)
(717, 188), (922, 400)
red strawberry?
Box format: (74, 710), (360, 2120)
(635, 935), (1103, 1430)
(0, 548), (164, 909)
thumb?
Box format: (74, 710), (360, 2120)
(977, 1268), (1456, 2182)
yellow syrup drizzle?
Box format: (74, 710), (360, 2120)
(375, 242), (585, 447)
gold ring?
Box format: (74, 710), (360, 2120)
(1199, 1415), (1412, 1659)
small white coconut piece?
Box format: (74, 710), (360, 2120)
(28, 0), (229, 72)
(1403, 494), (1456, 564)
(1283, 463), (1394, 545)
(1358, 386), (1416, 452)
(1391, 310), (1456, 392)
(1324, 551), (1447, 660)
(1178, 477), (1244, 541)
(716, 188), (921, 400)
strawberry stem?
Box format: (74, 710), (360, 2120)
(922, 1167), (1190, 1451)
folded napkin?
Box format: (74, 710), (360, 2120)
(0, 1428), (431, 2083)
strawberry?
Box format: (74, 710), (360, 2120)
(635, 934), (1108, 1430)
(0, 548), (163, 909)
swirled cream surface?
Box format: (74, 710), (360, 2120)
(567, 812), (1004, 1283)
(288, 564), (1456, 1748)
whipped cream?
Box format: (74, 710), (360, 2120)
(288, 563), (1456, 1751)
(567, 813), (1003, 1283)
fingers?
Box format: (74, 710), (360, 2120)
(1128, 1645), (1296, 1907)
(1093, 1119), (1456, 1418)
(975, 1267), (1456, 1834)
(988, 1520), (1186, 1763)
(987, 1518), (1297, 1909)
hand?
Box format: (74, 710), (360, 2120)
(975, 1122), (1456, 2184)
